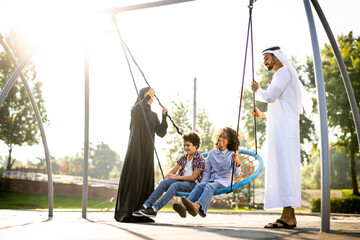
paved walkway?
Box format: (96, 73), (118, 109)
(0, 210), (359, 239)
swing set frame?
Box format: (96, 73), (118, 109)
(1, 0), (359, 233)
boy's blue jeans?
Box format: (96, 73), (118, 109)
(187, 181), (224, 217)
(144, 178), (196, 211)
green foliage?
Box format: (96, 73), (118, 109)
(241, 63), (271, 150)
(301, 150), (321, 189)
(35, 156), (61, 174)
(89, 141), (121, 180)
(0, 155), (4, 168)
(58, 155), (84, 176)
(196, 108), (215, 154)
(165, 99), (191, 168)
(0, 191), (116, 209)
(301, 146), (360, 189)
(165, 98), (214, 169)
(311, 195), (360, 213)
(307, 31), (360, 195)
(0, 30), (48, 170)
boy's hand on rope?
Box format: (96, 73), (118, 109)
(232, 153), (241, 167)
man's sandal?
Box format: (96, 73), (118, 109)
(264, 219), (296, 229)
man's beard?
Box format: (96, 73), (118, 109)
(266, 58), (276, 71)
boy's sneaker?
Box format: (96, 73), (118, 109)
(132, 206), (145, 217)
(139, 207), (157, 218)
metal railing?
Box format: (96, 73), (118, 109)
(1, 170), (118, 189)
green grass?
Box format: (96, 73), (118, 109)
(341, 189), (353, 198)
(0, 191), (116, 209)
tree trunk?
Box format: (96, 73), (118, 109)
(350, 150), (359, 196)
(6, 146), (13, 170)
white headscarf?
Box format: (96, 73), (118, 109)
(262, 46), (313, 116)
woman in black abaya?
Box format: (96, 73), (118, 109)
(115, 87), (168, 222)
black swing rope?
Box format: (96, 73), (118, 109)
(230, 0), (258, 192)
(112, 15), (182, 137)
(112, 0), (258, 186)
(112, 15), (167, 179)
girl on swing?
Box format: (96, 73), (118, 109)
(173, 127), (242, 218)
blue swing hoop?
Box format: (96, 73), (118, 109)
(176, 149), (263, 197)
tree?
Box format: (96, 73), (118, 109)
(59, 156), (72, 175)
(0, 155), (4, 169)
(70, 154), (84, 176)
(196, 109), (215, 154)
(89, 141), (121, 180)
(301, 146), (360, 189)
(309, 31), (360, 195)
(35, 156), (61, 174)
(301, 149), (321, 189)
(165, 100), (192, 168)
(165, 99), (214, 169)
(241, 63), (271, 151)
(0, 30), (48, 170)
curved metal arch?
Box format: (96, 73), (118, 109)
(0, 35), (53, 217)
(304, 0), (360, 232)
(303, 0), (330, 232)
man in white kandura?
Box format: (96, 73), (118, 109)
(251, 46), (312, 229)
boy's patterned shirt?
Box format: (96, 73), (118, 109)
(176, 151), (206, 182)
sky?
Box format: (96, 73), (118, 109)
(0, 0), (360, 166)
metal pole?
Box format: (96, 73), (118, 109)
(310, 0), (360, 153)
(98, 0), (196, 15)
(0, 34), (53, 217)
(303, 0), (330, 232)
(0, 47), (38, 106)
(193, 77), (197, 131)
(82, 39), (90, 219)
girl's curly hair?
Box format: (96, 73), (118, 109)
(182, 131), (201, 149)
(212, 127), (242, 152)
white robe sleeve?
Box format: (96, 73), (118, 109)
(257, 67), (291, 103)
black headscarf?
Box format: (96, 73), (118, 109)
(134, 87), (151, 111)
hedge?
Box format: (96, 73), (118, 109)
(311, 195), (360, 214)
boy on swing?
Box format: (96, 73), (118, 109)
(133, 131), (206, 218)
(174, 127), (241, 218)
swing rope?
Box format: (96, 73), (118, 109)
(173, 0), (263, 198)
(112, 15), (182, 136)
(111, 0), (261, 191)
(112, 15), (166, 179)
(230, 0), (257, 192)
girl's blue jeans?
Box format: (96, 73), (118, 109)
(187, 181), (224, 217)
